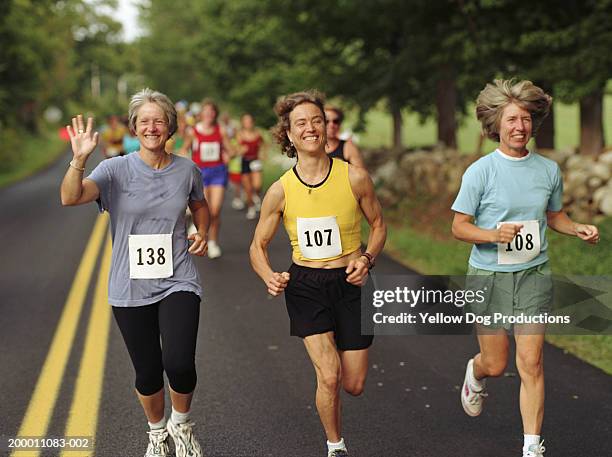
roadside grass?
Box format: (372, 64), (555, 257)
(0, 128), (67, 189)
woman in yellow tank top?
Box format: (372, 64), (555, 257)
(249, 91), (386, 457)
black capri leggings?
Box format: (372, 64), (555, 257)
(112, 291), (200, 396)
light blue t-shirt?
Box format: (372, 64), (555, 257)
(87, 153), (204, 306)
(451, 150), (563, 272)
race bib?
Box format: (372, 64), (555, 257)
(200, 142), (221, 162)
(297, 216), (342, 260)
(249, 159), (263, 172)
(128, 234), (173, 279)
(497, 220), (540, 265)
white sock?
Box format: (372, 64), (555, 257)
(523, 434), (540, 453)
(171, 407), (191, 425)
(468, 360), (485, 390)
(208, 240), (218, 248)
(148, 417), (167, 430)
(327, 438), (346, 452)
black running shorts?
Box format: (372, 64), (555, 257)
(284, 263), (373, 351)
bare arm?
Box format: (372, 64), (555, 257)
(344, 140), (366, 169)
(346, 165), (387, 285)
(451, 212), (522, 244)
(249, 180), (290, 296)
(178, 129), (194, 158)
(187, 198), (211, 256)
(547, 210), (599, 244)
(60, 115), (101, 206)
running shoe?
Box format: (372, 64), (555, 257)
(207, 240), (222, 259)
(231, 197), (245, 210)
(328, 449), (348, 457)
(523, 440), (546, 457)
(461, 358), (487, 417)
(167, 419), (203, 457)
(145, 428), (170, 457)
(253, 195), (261, 212)
(246, 206), (257, 220)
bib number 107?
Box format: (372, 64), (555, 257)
(304, 229), (332, 247)
(505, 233), (534, 252)
(136, 247), (166, 266)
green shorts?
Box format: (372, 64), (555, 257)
(465, 262), (553, 331)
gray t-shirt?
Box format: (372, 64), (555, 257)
(87, 153), (204, 306)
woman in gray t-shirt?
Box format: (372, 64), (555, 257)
(60, 89), (209, 457)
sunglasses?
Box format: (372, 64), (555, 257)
(326, 119), (341, 125)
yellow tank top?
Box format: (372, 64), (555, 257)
(280, 158), (362, 262)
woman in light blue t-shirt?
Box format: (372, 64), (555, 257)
(60, 89), (210, 457)
(451, 79), (599, 457)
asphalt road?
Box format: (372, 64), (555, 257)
(1, 150), (611, 457)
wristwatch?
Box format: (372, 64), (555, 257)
(360, 252), (375, 269)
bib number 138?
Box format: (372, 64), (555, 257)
(497, 220), (540, 265)
(297, 216), (342, 260)
(129, 233), (173, 279)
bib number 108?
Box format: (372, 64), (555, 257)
(304, 229), (332, 247)
(136, 247), (166, 265)
(506, 233), (534, 252)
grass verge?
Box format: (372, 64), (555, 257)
(0, 128), (67, 189)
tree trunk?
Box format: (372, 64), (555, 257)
(436, 69), (457, 149)
(579, 89), (604, 156)
(391, 105), (403, 152)
(535, 82), (554, 149)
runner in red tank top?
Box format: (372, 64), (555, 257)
(237, 113), (266, 220)
(184, 99), (236, 258)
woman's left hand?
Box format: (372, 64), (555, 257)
(188, 232), (208, 256)
(575, 223), (600, 244)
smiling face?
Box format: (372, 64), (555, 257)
(135, 102), (170, 153)
(287, 102), (326, 155)
(498, 102), (532, 156)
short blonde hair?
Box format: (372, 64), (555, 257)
(128, 88), (178, 136)
(476, 79), (552, 141)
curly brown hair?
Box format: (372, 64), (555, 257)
(476, 79), (552, 141)
(271, 90), (326, 158)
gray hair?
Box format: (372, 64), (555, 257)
(476, 79), (552, 141)
(128, 88), (178, 136)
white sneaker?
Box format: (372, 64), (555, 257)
(253, 195), (261, 212)
(246, 206), (257, 220)
(231, 197), (245, 210)
(207, 240), (222, 259)
(167, 419), (203, 457)
(461, 358), (487, 417)
(328, 449), (349, 457)
(145, 428), (170, 457)
(524, 440), (546, 457)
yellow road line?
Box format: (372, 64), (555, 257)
(60, 235), (113, 457)
(11, 214), (108, 457)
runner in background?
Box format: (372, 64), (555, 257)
(122, 114), (140, 154)
(237, 113), (265, 220)
(452, 79), (599, 457)
(101, 114), (128, 158)
(184, 99), (235, 259)
(221, 113), (246, 210)
(324, 106), (365, 168)
(250, 91), (386, 457)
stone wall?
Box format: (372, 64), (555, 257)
(366, 147), (612, 222)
